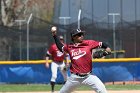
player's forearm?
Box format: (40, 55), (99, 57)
(45, 56), (50, 68)
(45, 56), (49, 63)
(53, 35), (64, 52)
(101, 42), (111, 55)
(65, 56), (69, 63)
(51, 26), (64, 52)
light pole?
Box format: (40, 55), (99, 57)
(108, 13), (120, 58)
(59, 17), (71, 43)
(78, 9), (81, 29)
(27, 13), (33, 61)
(15, 20), (26, 60)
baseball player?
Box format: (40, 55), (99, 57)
(45, 35), (69, 93)
(50, 26), (111, 93)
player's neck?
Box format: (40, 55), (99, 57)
(73, 40), (82, 44)
(73, 40), (82, 46)
(73, 40), (80, 43)
(73, 43), (80, 47)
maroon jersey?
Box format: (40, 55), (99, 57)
(63, 40), (102, 74)
(47, 43), (65, 62)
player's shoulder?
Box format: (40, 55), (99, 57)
(52, 43), (56, 46)
(83, 40), (96, 43)
(49, 43), (56, 48)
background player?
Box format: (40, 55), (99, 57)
(45, 35), (69, 93)
(51, 26), (111, 93)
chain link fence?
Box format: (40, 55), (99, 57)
(0, 16), (140, 60)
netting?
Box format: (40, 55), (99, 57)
(0, 15), (140, 60)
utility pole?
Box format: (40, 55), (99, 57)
(108, 13), (120, 58)
(78, 9), (81, 29)
(15, 20), (26, 60)
(27, 13), (33, 61)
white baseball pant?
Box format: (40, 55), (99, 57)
(51, 61), (67, 82)
(59, 74), (107, 93)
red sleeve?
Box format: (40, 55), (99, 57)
(87, 40), (102, 49)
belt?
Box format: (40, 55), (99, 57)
(53, 61), (63, 63)
(72, 72), (91, 77)
(54, 61), (63, 62)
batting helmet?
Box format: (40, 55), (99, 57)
(70, 29), (85, 37)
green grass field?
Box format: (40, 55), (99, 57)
(0, 84), (140, 92)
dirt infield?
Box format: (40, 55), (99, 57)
(1, 90), (140, 93)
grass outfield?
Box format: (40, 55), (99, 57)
(0, 84), (140, 92)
